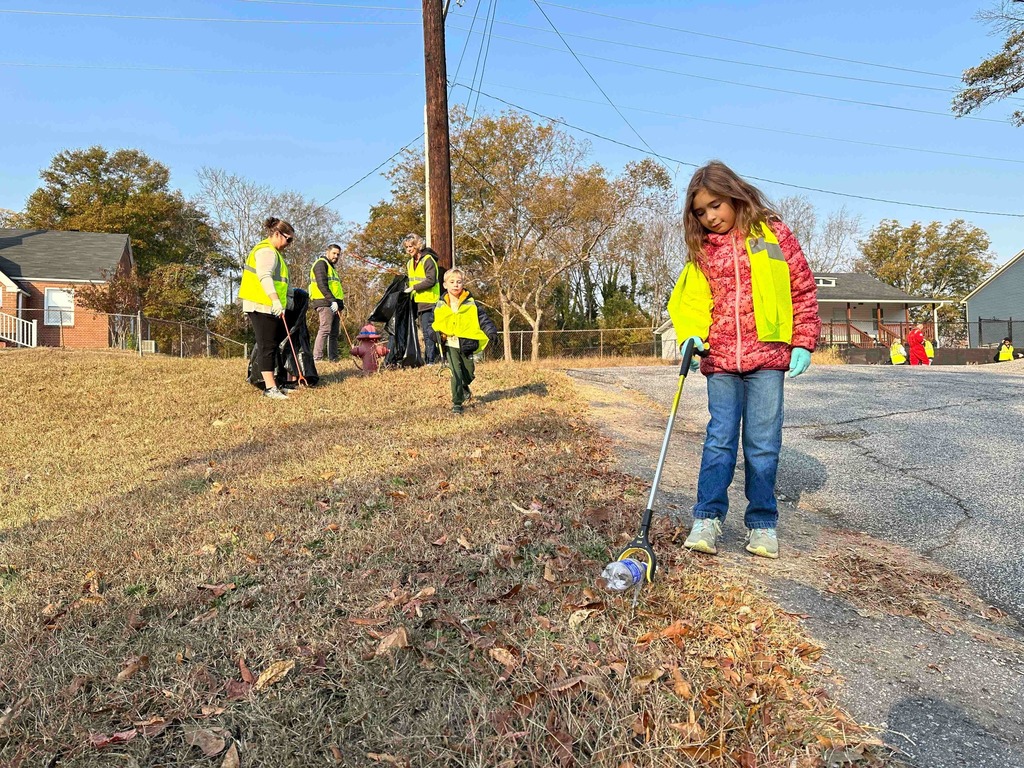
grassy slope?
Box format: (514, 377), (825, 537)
(0, 350), (880, 767)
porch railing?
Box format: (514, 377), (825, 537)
(0, 311), (38, 348)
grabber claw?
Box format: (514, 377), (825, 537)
(614, 507), (657, 584)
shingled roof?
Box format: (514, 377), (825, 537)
(0, 228), (131, 282)
(814, 272), (930, 304)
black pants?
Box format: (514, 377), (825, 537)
(418, 306), (438, 364)
(248, 311), (286, 373)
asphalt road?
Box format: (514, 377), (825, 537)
(598, 363), (1024, 623)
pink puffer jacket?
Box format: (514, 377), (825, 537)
(698, 220), (820, 375)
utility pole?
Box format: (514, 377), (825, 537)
(422, 0), (454, 270)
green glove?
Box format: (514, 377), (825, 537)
(788, 348), (811, 378)
(681, 336), (705, 372)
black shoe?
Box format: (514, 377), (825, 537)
(462, 387), (472, 403)
(452, 404), (464, 414)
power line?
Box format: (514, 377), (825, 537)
(535, 1), (959, 81)
(529, 0), (656, 154)
(452, 83), (1024, 219)
(447, 27), (1007, 124)
(449, 0), (485, 86)
(309, 134), (423, 216)
(0, 61), (417, 76)
(476, 80), (1024, 166)
(446, 14), (971, 97)
(467, 0), (499, 118)
(235, 0), (418, 9)
(0, 8), (419, 24)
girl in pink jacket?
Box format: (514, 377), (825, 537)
(670, 161), (820, 560)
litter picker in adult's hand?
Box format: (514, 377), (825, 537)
(280, 313), (308, 388)
(336, 309), (354, 349)
(609, 336), (707, 606)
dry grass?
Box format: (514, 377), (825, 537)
(0, 349), (883, 767)
(810, 347), (846, 366)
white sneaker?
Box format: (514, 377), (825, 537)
(684, 518), (722, 554)
(263, 386), (288, 400)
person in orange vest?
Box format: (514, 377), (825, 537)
(906, 322), (929, 366)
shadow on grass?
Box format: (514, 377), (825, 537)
(476, 382), (549, 404)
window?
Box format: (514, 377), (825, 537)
(815, 277), (836, 287)
(44, 287), (74, 326)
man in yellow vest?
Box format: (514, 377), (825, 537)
(403, 233), (441, 364)
(309, 243), (345, 363)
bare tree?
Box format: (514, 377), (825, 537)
(774, 195), (860, 272)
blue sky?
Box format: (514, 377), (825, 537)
(1, 0), (1021, 266)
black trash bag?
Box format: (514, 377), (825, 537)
(247, 288), (321, 388)
(368, 273), (423, 368)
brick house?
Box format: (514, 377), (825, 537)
(0, 228), (134, 348)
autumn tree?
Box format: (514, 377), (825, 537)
(855, 219), (994, 321)
(22, 146), (225, 323)
(953, 1), (1024, 124)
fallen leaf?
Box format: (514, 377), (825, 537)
(669, 667), (693, 699)
(375, 627), (411, 656)
(221, 742), (241, 768)
(568, 609), (598, 629)
(238, 655), (255, 684)
(488, 647), (518, 668)
(198, 583), (236, 598)
(185, 727), (229, 757)
(116, 655), (150, 683)
(347, 616), (389, 627)
(89, 729), (137, 748)
(367, 753), (409, 765)
(456, 536), (472, 550)
(135, 716), (170, 737)
(631, 668), (665, 691)
(225, 679), (251, 700)
(543, 563), (557, 583)
(200, 705), (225, 717)
(432, 535), (448, 547)
(548, 675), (586, 693)
(330, 745), (344, 763)
(670, 721), (708, 743)
(254, 659), (295, 691)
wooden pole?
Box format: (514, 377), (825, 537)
(422, 0), (453, 271)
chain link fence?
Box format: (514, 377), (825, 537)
(502, 328), (657, 361)
(971, 318), (1024, 348)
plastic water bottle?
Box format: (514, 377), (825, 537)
(601, 559), (645, 592)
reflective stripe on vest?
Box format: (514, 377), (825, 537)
(407, 253), (440, 305)
(431, 294), (490, 352)
(308, 257), (345, 301)
(667, 221), (794, 345)
(238, 239), (288, 306)
(745, 223), (793, 343)
(999, 344), (1015, 361)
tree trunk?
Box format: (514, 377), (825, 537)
(499, 293), (513, 362)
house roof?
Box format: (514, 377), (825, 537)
(0, 267), (24, 294)
(0, 228), (132, 282)
(813, 272), (932, 304)
(960, 247), (1024, 304)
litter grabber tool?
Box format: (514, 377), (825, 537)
(605, 336), (708, 606)
(337, 310), (355, 350)
(280, 314), (309, 388)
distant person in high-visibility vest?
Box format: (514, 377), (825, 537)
(238, 217), (296, 400)
(403, 233), (441, 364)
(889, 339), (907, 365)
(923, 338), (935, 364)
(907, 323), (929, 366)
(309, 243), (345, 363)
(994, 337), (1023, 362)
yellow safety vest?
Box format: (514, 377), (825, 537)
(923, 339), (934, 359)
(999, 344), (1015, 361)
(667, 222), (793, 344)
(890, 342), (907, 365)
(407, 253), (440, 305)
(308, 258), (344, 301)
(238, 239), (288, 307)
(431, 294), (490, 352)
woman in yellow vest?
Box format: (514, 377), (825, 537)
(668, 162), (820, 560)
(238, 217), (295, 400)
(431, 269), (499, 414)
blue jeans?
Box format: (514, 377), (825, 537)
(693, 369), (784, 529)
(418, 306), (438, 364)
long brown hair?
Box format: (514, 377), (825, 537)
(683, 161), (775, 264)
(263, 216), (295, 238)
